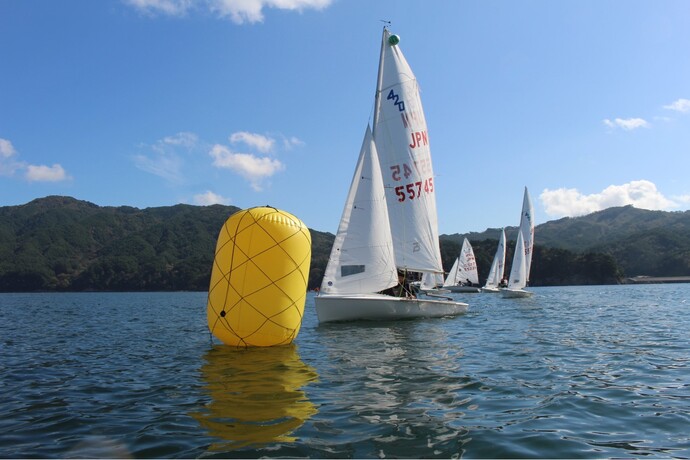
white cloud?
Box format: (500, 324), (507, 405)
(0, 138), (17, 158)
(673, 194), (690, 204)
(133, 152), (182, 182)
(230, 131), (275, 153)
(282, 135), (304, 150)
(0, 138), (25, 176)
(125, 0), (333, 23)
(133, 130), (295, 191)
(193, 190), (231, 205)
(25, 164), (71, 182)
(540, 180), (677, 218)
(162, 132), (198, 148)
(663, 98), (690, 113)
(134, 132), (200, 182)
(0, 158), (25, 176)
(603, 118), (649, 131)
(1, 138), (70, 180)
(124, 0), (192, 16)
(209, 144), (284, 191)
(209, 0), (332, 24)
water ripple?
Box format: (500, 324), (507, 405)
(1, 286), (690, 457)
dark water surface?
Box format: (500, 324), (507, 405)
(1, 285), (689, 458)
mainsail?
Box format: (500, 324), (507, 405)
(443, 238), (479, 287)
(483, 228), (507, 289)
(519, 187), (535, 280)
(372, 29), (443, 274)
(507, 230), (528, 290)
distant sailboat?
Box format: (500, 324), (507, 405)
(443, 238), (481, 293)
(502, 187), (535, 298)
(481, 228), (507, 293)
(314, 28), (468, 323)
(417, 271), (450, 295)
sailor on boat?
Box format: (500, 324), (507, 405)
(381, 270), (416, 299)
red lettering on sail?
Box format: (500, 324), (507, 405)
(392, 177), (434, 202)
(401, 112), (410, 129)
(408, 130), (428, 149)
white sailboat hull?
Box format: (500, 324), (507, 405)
(412, 282), (452, 296)
(445, 285), (481, 293)
(315, 293), (468, 323)
(422, 288), (452, 295)
(501, 288), (533, 298)
(481, 286), (501, 293)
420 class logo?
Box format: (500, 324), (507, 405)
(387, 89), (405, 112)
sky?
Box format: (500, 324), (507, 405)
(1, 0), (689, 235)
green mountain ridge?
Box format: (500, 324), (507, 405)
(0, 196), (326, 291)
(445, 205), (690, 278)
(1, 196), (688, 292)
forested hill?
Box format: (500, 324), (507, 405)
(0, 196), (333, 292)
(444, 205), (690, 279)
(1, 197), (688, 292)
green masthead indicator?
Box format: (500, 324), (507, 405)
(388, 34), (400, 46)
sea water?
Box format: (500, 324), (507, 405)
(1, 285), (689, 458)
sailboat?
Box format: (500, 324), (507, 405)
(502, 187), (535, 298)
(443, 238), (481, 293)
(314, 29), (468, 323)
(481, 228), (507, 293)
(411, 270), (451, 297)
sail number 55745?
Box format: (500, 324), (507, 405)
(394, 178), (434, 202)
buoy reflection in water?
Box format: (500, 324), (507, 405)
(192, 344), (318, 451)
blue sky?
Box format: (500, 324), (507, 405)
(1, 0), (689, 235)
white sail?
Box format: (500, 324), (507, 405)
(320, 125), (398, 295)
(444, 257), (461, 286)
(519, 187), (535, 280)
(507, 230), (528, 290)
(483, 228), (506, 289)
(372, 28), (443, 274)
(420, 271), (444, 290)
(443, 238), (479, 286)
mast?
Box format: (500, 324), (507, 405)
(372, 27), (388, 134)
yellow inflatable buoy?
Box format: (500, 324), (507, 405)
(207, 207), (311, 347)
